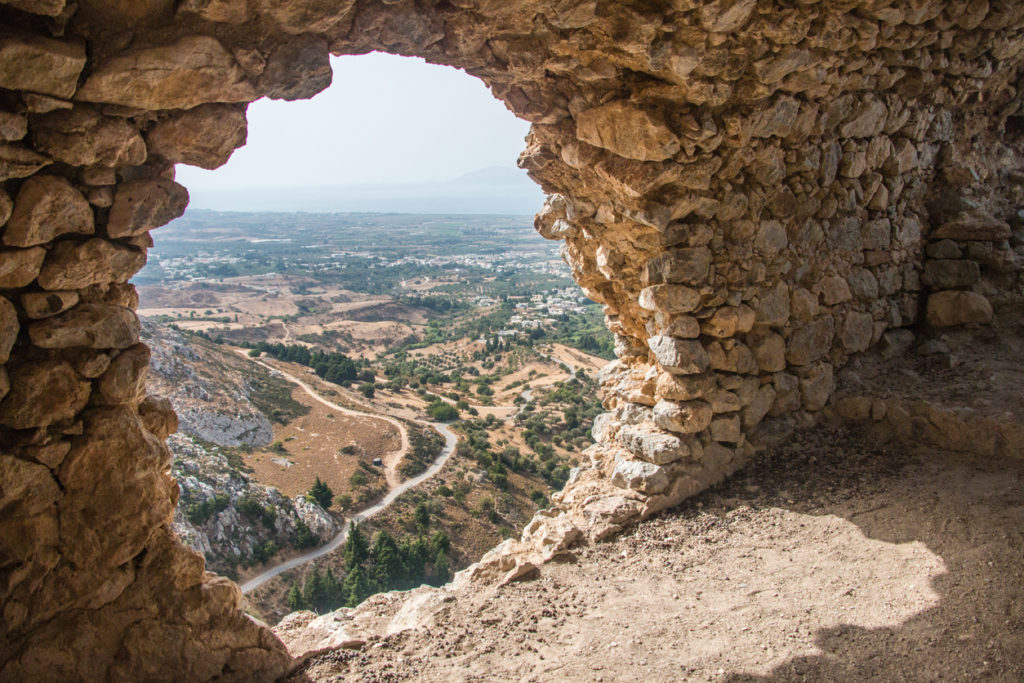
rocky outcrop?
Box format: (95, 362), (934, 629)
(1, 0), (1023, 679)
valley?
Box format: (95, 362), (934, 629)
(137, 211), (611, 620)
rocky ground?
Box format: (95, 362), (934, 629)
(286, 422), (1024, 682)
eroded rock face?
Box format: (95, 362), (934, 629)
(1, 0), (1023, 680)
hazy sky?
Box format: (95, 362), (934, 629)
(176, 53), (533, 191)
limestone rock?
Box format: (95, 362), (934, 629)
(177, 0), (249, 23)
(743, 385), (776, 429)
(37, 239), (146, 290)
(0, 32), (86, 99)
(30, 108), (147, 168)
(146, 104), (247, 170)
(0, 143), (52, 181)
(3, 175), (94, 247)
(0, 111), (28, 141)
(748, 330), (786, 372)
(576, 101), (679, 162)
(0, 360), (90, 429)
(29, 303), (140, 349)
(925, 291), (993, 327)
(258, 0), (357, 35)
(262, 37), (332, 101)
(649, 335), (709, 375)
(932, 214), (1011, 241)
(638, 284), (700, 313)
(786, 317), (834, 366)
(0, 0), (66, 15)
(0, 246), (46, 287)
(611, 459), (669, 495)
(619, 424), (690, 464)
(799, 362), (834, 411)
(0, 296), (17, 363)
(106, 178), (189, 239)
(710, 414), (741, 443)
(76, 36), (257, 110)
(655, 372), (715, 401)
(96, 344), (150, 405)
(138, 395), (178, 439)
(654, 399), (713, 435)
(699, 0), (756, 33)
(921, 260), (980, 289)
(839, 311), (873, 353)
(0, 189), (11, 226)
(21, 290), (79, 319)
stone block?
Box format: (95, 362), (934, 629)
(96, 344), (150, 405)
(926, 239), (962, 259)
(0, 32), (86, 99)
(748, 330), (786, 372)
(921, 260), (980, 289)
(840, 311), (873, 353)
(707, 340), (756, 374)
(649, 335), (709, 375)
(0, 359), (90, 429)
(786, 316), (834, 366)
(576, 101), (679, 162)
(799, 362), (834, 411)
(653, 399), (713, 434)
(76, 36), (257, 110)
(925, 291), (993, 327)
(710, 414), (741, 443)
(29, 303), (140, 349)
(0, 246), (46, 287)
(611, 460), (669, 495)
(932, 214), (1011, 241)
(743, 385), (776, 429)
(0, 296), (17, 363)
(619, 424), (690, 464)
(3, 175), (94, 247)
(701, 305), (754, 337)
(31, 108), (147, 168)
(37, 239), (145, 290)
(106, 178), (189, 239)
(21, 290), (79, 319)
(0, 143), (52, 181)
(655, 372), (715, 401)
(819, 276), (851, 305)
(638, 285), (700, 313)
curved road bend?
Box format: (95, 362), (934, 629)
(240, 423), (457, 593)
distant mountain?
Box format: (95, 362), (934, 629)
(182, 165), (545, 215)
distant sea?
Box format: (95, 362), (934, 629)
(181, 166), (545, 216)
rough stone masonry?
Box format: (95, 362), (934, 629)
(1, 0), (1023, 679)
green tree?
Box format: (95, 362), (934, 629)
(343, 522), (369, 570)
(307, 477), (333, 509)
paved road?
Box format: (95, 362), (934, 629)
(233, 350), (458, 594)
(239, 422), (457, 593)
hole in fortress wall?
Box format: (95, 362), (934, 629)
(176, 52), (542, 214)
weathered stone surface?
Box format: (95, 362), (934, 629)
(0, 246), (46, 287)
(840, 311), (874, 353)
(96, 344), (150, 405)
(177, 0), (248, 23)
(699, 0), (756, 33)
(653, 399), (713, 435)
(138, 395), (178, 439)
(258, 0), (357, 35)
(748, 330), (786, 372)
(799, 363), (834, 411)
(922, 260), (980, 289)
(0, 143), (51, 180)
(932, 214), (1011, 241)
(787, 317), (835, 366)
(30, 108), (147, 168)
(0, 111), (28, 141)
(146, 104), (246, 169)
(0, 0), (66, 15)
(3, 175), (93, 247)
(106, 178), (189, 239)
(647, 248), (712, 285)
(638, 284), (700, 313)
(262, 36), (332, 101)
(21, 290), (79, 319)
(0, 189), (11, 226)
(37, 239), (145, 290)
(654, 372), (715, 401)
(926, 291), (994, 327)
(0, 33), (86, 99)
(649, 335), (709, 375)
(0, 296), (17, 363)
(76, 36), (257, 110)
(618, 425), (689, 464)
(576, 101), (679, 162)
(611, 460), (668, 495)
(0, 360), (90, 429)
(29, 303), (140, 349)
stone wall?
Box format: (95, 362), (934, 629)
(1, 0), (1023, 678)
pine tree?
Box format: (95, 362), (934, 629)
(308, 477), (333, 509)
(286, 581), (305, 611)
(343, 522), (369, 571)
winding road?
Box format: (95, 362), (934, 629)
(235, 345), (591, 594)
(234, 350), (458, 594)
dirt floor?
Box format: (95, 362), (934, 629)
(293, 423), (1024, 682)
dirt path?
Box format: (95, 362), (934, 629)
(236, 350), (409, 488)
(293, 423), (1024, 682)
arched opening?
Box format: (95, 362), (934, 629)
(134, 51), (615, 625)
(2, 1), (1023, 679)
